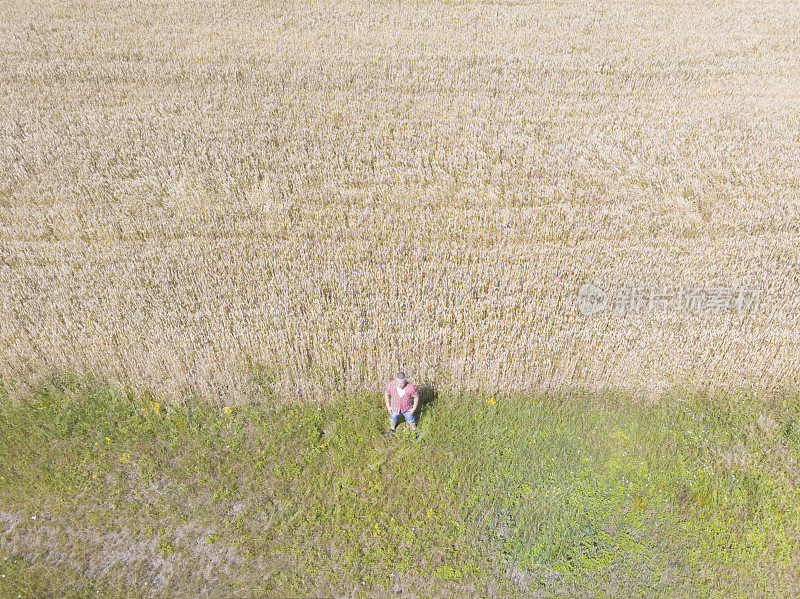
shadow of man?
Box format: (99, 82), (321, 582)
(415, 379), (438, 427)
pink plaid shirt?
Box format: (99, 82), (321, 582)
(385, 380), (417, 414)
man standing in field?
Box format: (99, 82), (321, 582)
(385, 371), (419, 439)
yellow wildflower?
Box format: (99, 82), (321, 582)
(223, 406), (232, 414)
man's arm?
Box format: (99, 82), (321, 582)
(411, 391), (419, 413)
(385, 391), (392, 412)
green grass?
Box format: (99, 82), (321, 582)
(1, 374), (799, 597)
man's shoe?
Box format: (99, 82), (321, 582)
(386, 429), (396, 437)
(414, 432), (419, 439)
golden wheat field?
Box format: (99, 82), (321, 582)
(1, 0), (799, 404)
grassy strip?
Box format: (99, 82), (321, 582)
(0, 376), (799, 597)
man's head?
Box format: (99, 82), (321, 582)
(395, 371), (406, 387)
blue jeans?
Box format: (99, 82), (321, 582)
(389, 409), (415, 424)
